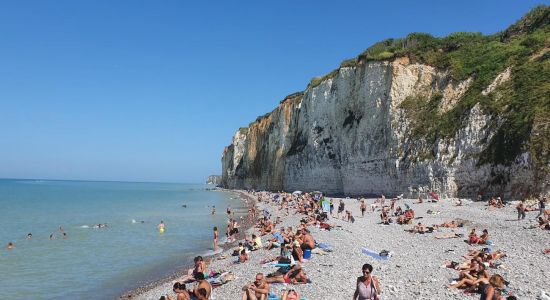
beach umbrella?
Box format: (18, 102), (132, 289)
(292, 191), (302, 195)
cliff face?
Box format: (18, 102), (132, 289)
(221, 7), (550, 198)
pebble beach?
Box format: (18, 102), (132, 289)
(133, 191), (549, 300)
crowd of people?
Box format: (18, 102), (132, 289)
(86, 189), (545, 300)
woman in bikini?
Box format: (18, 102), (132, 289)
(353, 263), (381, 300)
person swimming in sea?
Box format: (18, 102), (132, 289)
(158, 220), (165, 233)
(6, 242), (14, 250)
(50, 233), (55, 240)
(62, 232), (67, 239)
(26, 233), (32, 240)
(212, 205), (216, 215)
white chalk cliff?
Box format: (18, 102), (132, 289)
(221, 9), (550, 198)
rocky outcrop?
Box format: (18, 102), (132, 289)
(221, 8), (550, 199)
(206, 175), (222, 186)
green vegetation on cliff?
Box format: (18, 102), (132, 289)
(311, 6), (550, 169)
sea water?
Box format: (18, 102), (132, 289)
(0, 179), (246, 299)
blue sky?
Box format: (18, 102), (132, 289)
(0, 0), (546, 183)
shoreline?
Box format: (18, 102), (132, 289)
(131, 190), (549, 300)
(118, 189), (257, 299)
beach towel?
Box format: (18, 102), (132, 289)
(268, 293), (310, 300)
(361, 247), (391, 260)
(318, 243), (332, 249)
(262, 262), (292, 268)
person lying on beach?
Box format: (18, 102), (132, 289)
(189, 273), (211, 300)
(444, 258), (478, 271)
(241, 272), (269, 300)
(281, 289), (300, 300)
(438, 220), (459, 228)
(405, 222), (434, 234)
(448, 263), (489, 290)
(353, 263), (381, 300)
(266, 265), (309, 284)
(465, 249), (507, 261)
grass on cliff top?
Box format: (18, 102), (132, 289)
(308, 6), (550, 169)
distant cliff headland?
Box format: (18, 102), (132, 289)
(221, 6), (550, 198)
(206, 175), (222, 186)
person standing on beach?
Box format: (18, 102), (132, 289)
(516, 200), (526, 220)
(537, 197), (546, 218)
(337, 200), (345, 219)
(353, 263), (381, 300)
(213, 227), (219, 251)
(360, 200), (366, 217)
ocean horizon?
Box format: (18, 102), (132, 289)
(0, 179), (245, 299)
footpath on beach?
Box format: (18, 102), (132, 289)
(134, 191), (550, 300)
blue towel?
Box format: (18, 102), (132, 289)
(361, 247), (389, 260)
(318, 243), (332, 250)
